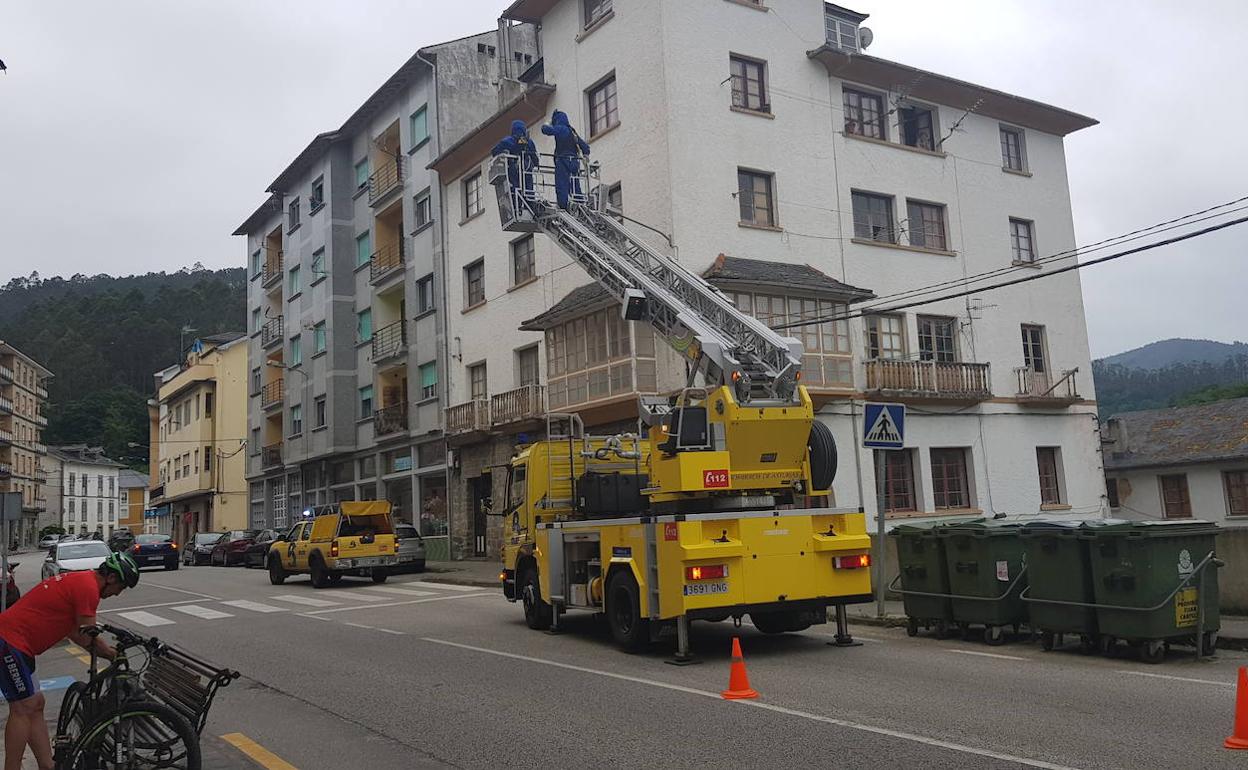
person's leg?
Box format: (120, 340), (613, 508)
(5, 693), (51, 770)
(554, 158), (571, 209)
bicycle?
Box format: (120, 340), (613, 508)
(53, 623), (225, 769)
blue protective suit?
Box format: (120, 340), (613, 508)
(491, 119), (539, 200)
(541, 110), (591, 209)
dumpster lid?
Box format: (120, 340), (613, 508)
(937, 518), (1022, 535)
(1089, 519), (1220, 537)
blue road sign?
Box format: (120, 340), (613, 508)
(863, 403), (905, 449)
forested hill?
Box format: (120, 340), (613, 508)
(0, 266), (246, 466)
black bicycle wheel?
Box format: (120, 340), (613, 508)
(64, 699), (200, 770)
(55, 681), (89, 740)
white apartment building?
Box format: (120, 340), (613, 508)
(430, 0), (1104, 558)
(46, 446), (123, 538)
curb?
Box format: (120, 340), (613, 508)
(420, 577), (499, 589)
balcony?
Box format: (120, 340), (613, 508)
(34, 382), (47, 399)
(369, 242), (405, 284)
(1015, 366), (1081, 406)
(0, 462), (10, 476)
(262, 443), (283, 469)
(0, 397), (11, 413)
(445, 399), (491, 443)
(374, 402), (409, 436)
(864, 360), (992, 403)
(33, 467), (47, 482)
(261, 316), (284, 348)
(368, 158), (403, 206)
(149, 483), (165, 501)
(0, 428), (11, 445)
(261, 379), (284, 410)
(262, 249), (284, 288)
(34, 412), (47, 426)
(0, 367), (11, 383)
(491, 384), (546, 429)
(370, 320), (407, 363)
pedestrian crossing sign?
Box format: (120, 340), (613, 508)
(863, 403), (905, 449)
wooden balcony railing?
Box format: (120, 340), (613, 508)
(864, 360), (992, 399)
(370, 320), (407, 362)
(262, 248), (284, 287)
(261, 316), (284, 348)
(445, 399), (490, 435)
(262, 443), (283, 469)
(369, 242), (404, 283)
(261, 379), (284, 409)
(374, 402), (409, 435)
(1015, 366), (1080, 401)
(368, 158), (403, 205)
(491, 384), (545, 427)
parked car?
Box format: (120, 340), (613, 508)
(107, 529), (136, 552)
(211, 530), (260, 567)
(43, 540), (112, 579)
(38, 534), (61, 550)
(393, 524), (426, 574)
(184, 532), (224, 566)
(131, 534), (179, 571)
(243, 529), (285, 569)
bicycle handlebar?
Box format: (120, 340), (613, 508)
(83, 623), (168, 655)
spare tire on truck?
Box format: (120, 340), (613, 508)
(808, 420), (837, 490)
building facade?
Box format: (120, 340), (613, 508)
(118, 469), (149, 536)
(148, 334), (250, 543)
(235, 28), (537, 560)
(0, 341), (51, 545)
(428, 0), (1105, 557)
(46, 446), (122, 538)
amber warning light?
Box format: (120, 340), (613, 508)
(834, 554), (871, 569)
(686, 564), (728, 581)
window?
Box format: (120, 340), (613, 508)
(251, 367), (261, 394)
(251, 428), (260, 455)
(354, 158), (370, 191)
(287, 197), (300, 231)
(251, 308), (261, 333)
(1021, 325), (1047, 373)
(931, 449), (970, 509)
(288, 264), (301, 295)
(468, 363), (488, 401)
(310, 177), (324, 210)
(517, 346), (540, 387)
(852, 191), (895, 242)
(313, 322), (326, 354)
(359, 386), (374, 420)
(905, 201), (947, 251)
(843, 88), (884, 139)
(67, 473), (75, 494)
(250, 250), (261, 278)
(1037, 447), (1064, 505)
(357, 309), (373, 342)
(729, 55), (768, 112)
(464, 260), (485, 307)
(825, 11), (860, 50)
(737, 169), (776, 227)
(1000, 126), (1026, 171)
(108, 477), (115, 495)
(204, 392), (213, 417)
(204, 446), (212, 473)
(68, 498), (74, 514)
(1106, 478), (1121, 509)
(97, 500), (103, 516)
(875, 451), (916, 512)
(311, 248), (324, 278)
(584, 0), (612, 27)
(414, 189), (432, 230)
(463, 172), (483, 219)
(1009, 218), (1036, 263)
(1225, 471), (1248, 516)
(865, 314), (905, 360)
(410, 105), (429, 149)
(917, 316), (957, 363)
(588, 75), (619, 137)
(108, 502), (115, 520)
(417, 275), (434, 314)
(511, 236), (535, 286)
(899, 104), (936, 151)
(1160, 474), (1191, 519)
(289, 334), (302, 366)
(606, 183), (623, 221)
(356, 230), (372, 268)
(314, 396), (327, 428)
(419, 362), (438, 400)
(97, 475), (103, 494)
(290, 404), (303, 436)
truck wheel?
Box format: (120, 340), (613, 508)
(310, 556), (330, 589)
(370, 569), (388, 584)
(520, 567), (552, 630)
(606, 571), (648, 651)
(268, 555), (286, 586)
(327, 572), (344, 585)
(808, 420), (837, 490)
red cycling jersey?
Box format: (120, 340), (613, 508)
(0, 570), (100, 657)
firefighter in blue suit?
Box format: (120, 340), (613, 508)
(492, 119), (539, 207)
(541, 110), (591, 209)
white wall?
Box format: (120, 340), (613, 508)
(1110, 463), (1248, 525)
(59, 460), (121, 536)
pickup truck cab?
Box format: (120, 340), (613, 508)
(267, 501), (399, 588)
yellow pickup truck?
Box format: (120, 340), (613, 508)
(266, 501), (399, 588)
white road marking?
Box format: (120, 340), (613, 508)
(98, 600), (199, 614)
(344, 622), (376, 630)
(220, 599), (287, 614)
(298, 614), (333, 622)
(1116, 670), (1234, 687)
(422, 638), (1076, 770)
(117, 610), (176, 627)
(376, 628), (405, 635)
(358, 586), (435, 597)
(399, 580), (487, 593)
(339, 592), (388, 602)
(169, 604), (233, 620)
(947, 650), (1028, 661)
(342, 621), (405, 635)
(269, 594), (340, 608)
(139, 583), (220, 600)
(300, 592), (492, 616)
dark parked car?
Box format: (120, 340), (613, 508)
(211, 529), (260, 567)
(131, 534), (179, 570)
(184, 532), (224, 566)
(107, 529), (136, 552)
(243, 529), (286, 569)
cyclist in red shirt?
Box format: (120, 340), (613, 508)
(0, 552), (139, 770)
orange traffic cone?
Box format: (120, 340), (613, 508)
(721, 636), (758, 700)
(1227, 666), (1248, 749)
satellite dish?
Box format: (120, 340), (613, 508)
(858, 27), (874, 49)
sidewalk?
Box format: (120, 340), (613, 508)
(422, 559), (500, 588)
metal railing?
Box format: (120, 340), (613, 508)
(33, 468), (47, 481)
(0, 397), (11, 413)
(865, 360), (991, 399)
(1014, 366), (1080, 400)
(0, 367), (11, 383)
(0, 463), (10, 476)
(261, 379), (284, 409)
(374, 402), (409, 435)
(34, 412), (47, 426)
(491, 384), (546, 427)
(368, 158), (403, 205)
(262, 249), (284, 287)
(445, 399), (491, 435)
(261, 316), (284, 348)
(34, 382), (48, 398)
(370, 320), (407, 362)
(261, 443), (283, 469)
(369, 242), (404, 283)
(0, 428), (12, 443)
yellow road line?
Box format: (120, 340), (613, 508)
(64, 644), (83, 654)
(220, 733), (298, 770)
(74, 655), (91, 665)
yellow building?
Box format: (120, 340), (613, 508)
(149, 333), (249, 544)
(117, 469), (148, 535)
(0, 341), (52, 546)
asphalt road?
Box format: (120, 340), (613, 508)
(8, 561), (1247, 769)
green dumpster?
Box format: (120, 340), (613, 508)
(1082, 519), (1221, 662)
(1020, 520), (1098, 651)
(889, 521), (956, 637)
(937, 520), (1028, 645)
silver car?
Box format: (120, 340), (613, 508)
(393, 524), (426, 573)
(43, 540), (112, 579)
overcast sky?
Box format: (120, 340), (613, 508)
(2, 1), (1244, 358)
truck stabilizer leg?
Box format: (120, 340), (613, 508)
(828, 605), (862, 648)
(547, 603), (563, 635)
(666, 614), (700, 666)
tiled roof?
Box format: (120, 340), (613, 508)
(118, 469), (148, 489)
(47, 446), (123, 468)
(1103, 397), (1248, 470)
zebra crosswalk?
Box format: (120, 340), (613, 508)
(103, 580), (487, 628)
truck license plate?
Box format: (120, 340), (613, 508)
(683, 582), (728, 596)
(354, 557), (380, 567)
